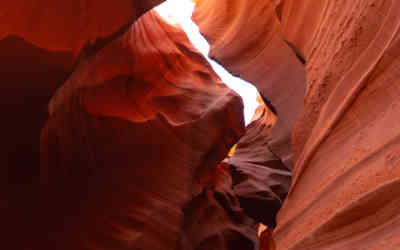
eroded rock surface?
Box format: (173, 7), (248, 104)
(182, 162), (259, 250)
(0, 0), (164, 57)
(193, 0), (306, 169)
(4, 1), (164, 248)
(40, 10), (249, 250)
(193, 0), (400, 249)
(274, 1), (400, 249)
(5, 0), (400, 249)
(228, 107), (291, 228)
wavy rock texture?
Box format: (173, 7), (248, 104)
(193, 0), (306, 169)
(274, 1), (400, 249)
(193, 0), (400, 249)
(2, 0), (163, 174)
(182, 162), (259, 250)
(227, 107), (291, 228)
(5, 0), (400, 249)
(0, 0), (163, 56)
(39, 10), (256, 250)
(3, 1), (164, 248)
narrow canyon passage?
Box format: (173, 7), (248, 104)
(155, 0), (260, 125)
(4, 0), (400, 250)
(38, 1), (294, 249)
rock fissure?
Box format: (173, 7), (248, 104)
(5, 0), (400, 249)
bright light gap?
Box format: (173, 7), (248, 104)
(155, 0), (260, 125)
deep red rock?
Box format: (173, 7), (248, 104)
(274, 1), (400, 249)
(182, 162), (259, 250)
(260, 228), (276, 250)
(0, 0), (164, 57)
(40, 10), (247, 250)
(193, 0), (400, 249)
(193, 0), (306, 169)
(4, 0), (400, 249)
(227, 107), (291, 228)
(3, 2), (164, 248)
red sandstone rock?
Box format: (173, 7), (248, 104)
(2, 35), (74, 250)
(4, 2), (164, 248)
(182, 162), (259, 250)
(193, 0), (306, 169)
(0, 0), (164, 56)
(274, 1), (400, 249)
(227, 107), (291, 228)
(40, 10), (247, 250)
(5, 0), (400, 249)
(260, 228), (276, 250)
(193, 0), (400, 249)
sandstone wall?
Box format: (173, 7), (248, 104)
(193, 0), (400, 249)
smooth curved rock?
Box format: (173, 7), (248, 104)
(40, 10), (246, 250)
(280, 0), (397, 158)
(4, 2), (164, 248)
(228, 107), (291, 228)
(0, 0), (164, 56)
(193, 0), (306, 168)
(274, 1), (400, 249)
(193, 1), (400, 249)
(5, 0), (400, 249)
(182, 162), (258, 250)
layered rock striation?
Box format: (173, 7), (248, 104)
(227, 107), (291, 228)
(4, 1), (164, 248)
(39, 10), (255, 250)
(193, 0), (306, 170)
(276, 1), (400, 249)
(193, 0), (400, 249)
(4, 0), (400, 249)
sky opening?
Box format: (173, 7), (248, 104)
(155, 0), (259, 125)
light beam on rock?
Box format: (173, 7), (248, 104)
(155, 0), (259, 125)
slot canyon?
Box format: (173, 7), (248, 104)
(3, 0), (400, 249)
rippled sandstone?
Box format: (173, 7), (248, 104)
(4, 0), (400, 249)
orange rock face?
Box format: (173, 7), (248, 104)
(40, 10), (249, 250)
(5, 0), (400, 249)
(227, 107), (290, 228)
(275, 1), (400, 249)
(4, 1), (164, 248)
(260, 228), (276, 250)
(193, 0), (306, 169)
(193, 0), (400, 249)
(0, 0), (163, 56)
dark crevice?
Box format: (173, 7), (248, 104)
(74, 3), (157, 66)
(75, 21), (133, 65)
(265, 140), (292, 172)
(213, 192), (245, 225)
(238, 197), (280, 228)
(275, 1), (285, 21)
(259, 93), (278, 115)
(284, 40), (307, 64)
(223, 229), (255, 250)
(229, 165), (249, 186)
(246, 159), (290, 171)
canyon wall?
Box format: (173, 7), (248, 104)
(193, 0), (400, 249)
(4, 0), (400, 249)
(227, 107), (291, 229)
(38, 8), (259, 250)
(5, 0), (279, 248)
(39, 9), (248, 249)
(4, 1), (163, 248)
(3, 0), (164, 185)
(193, 0), (306, 170)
